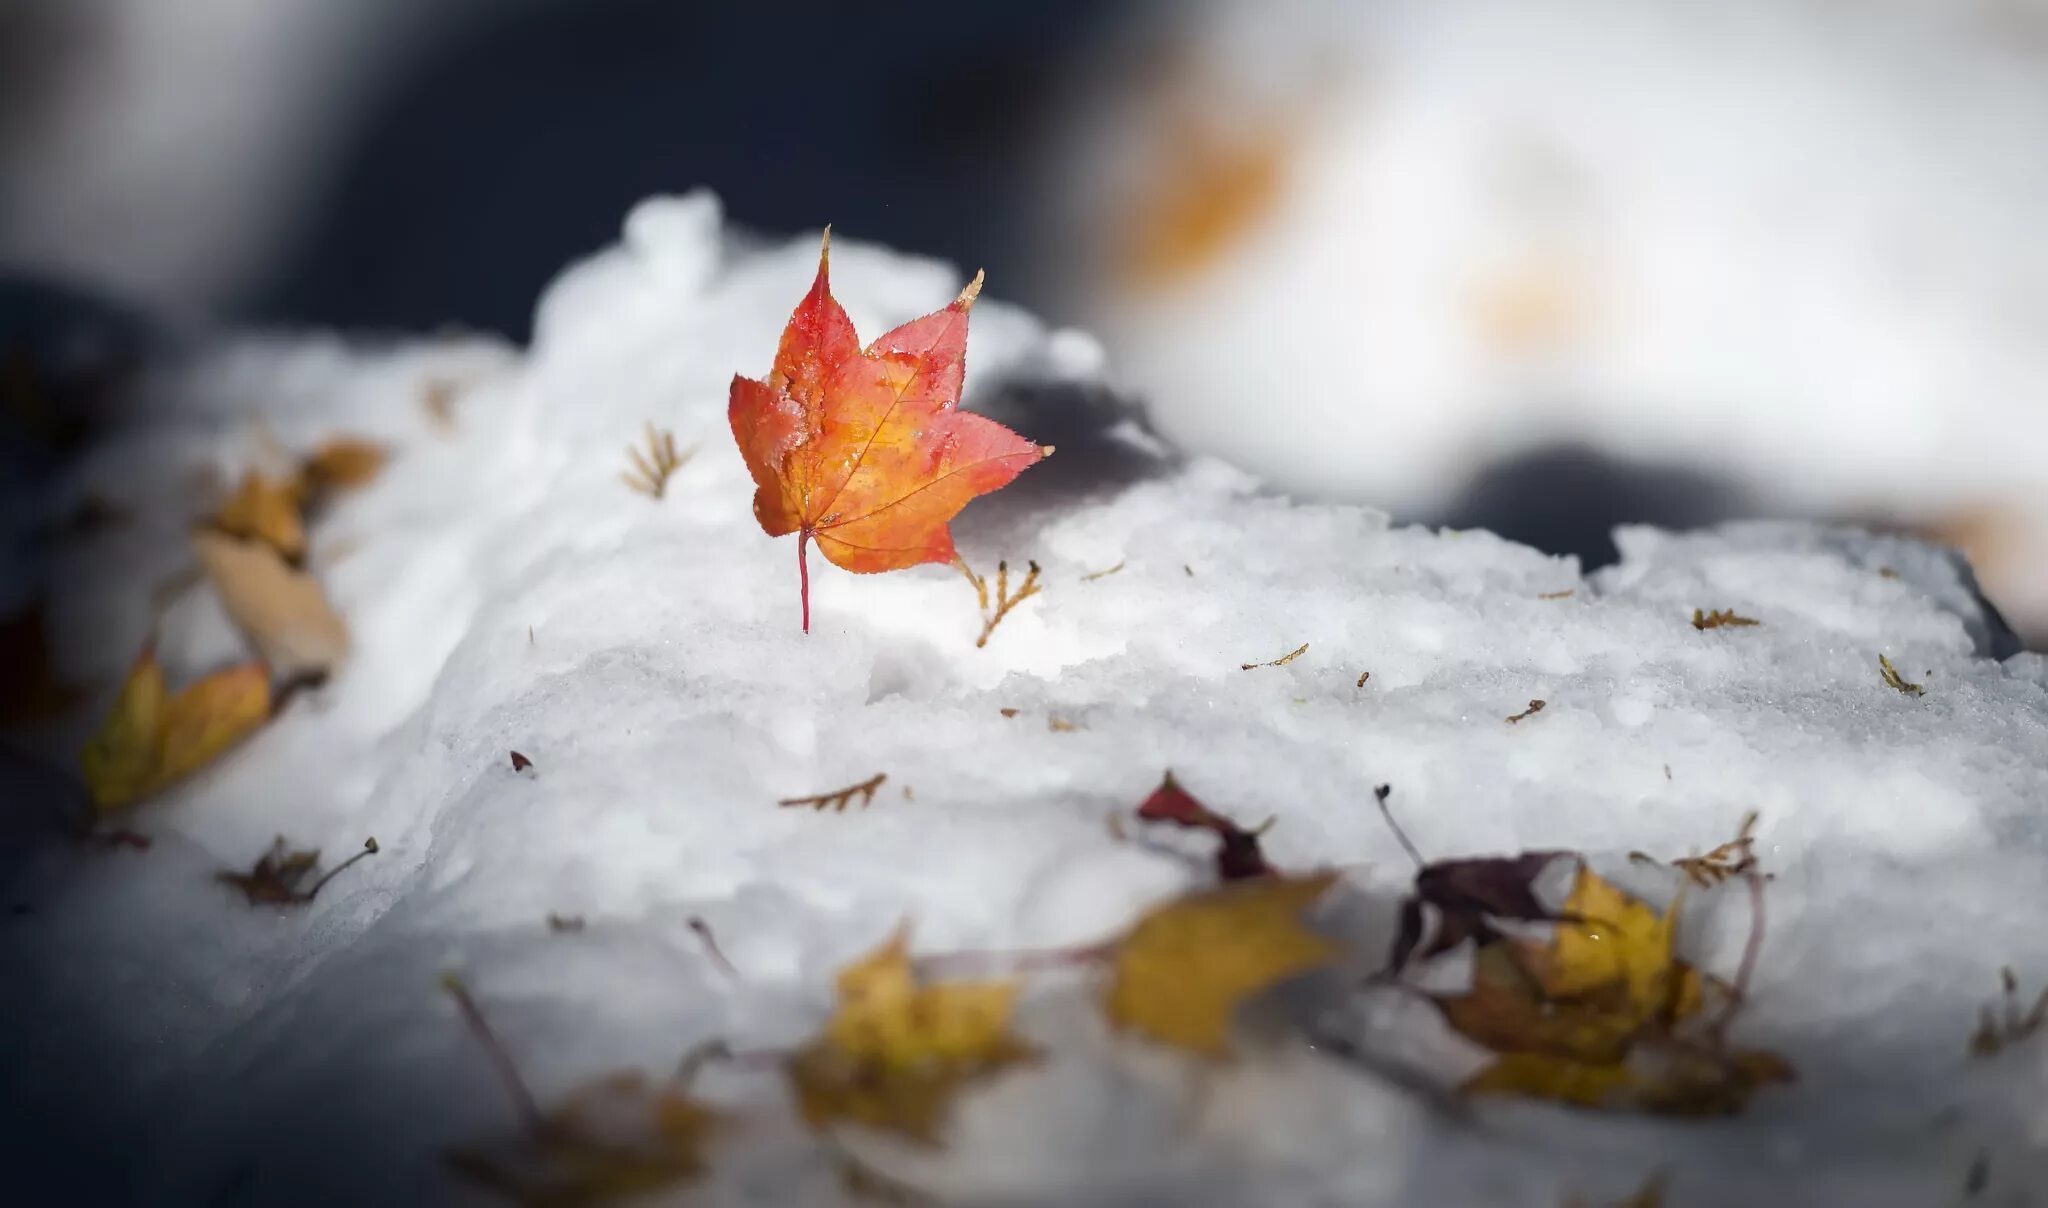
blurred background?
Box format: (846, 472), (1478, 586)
(2, 0), (2044, 641)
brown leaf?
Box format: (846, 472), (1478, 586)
(302, 437), (387, 491)
(511, 751), (534, 772)
(192, 529), (349, 680)
(217, 836), (378, 906)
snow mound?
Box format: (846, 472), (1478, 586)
(6, 192), (2047, 1206)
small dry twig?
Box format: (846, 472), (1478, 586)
(1879, 653), (1925, 696)
(1047, 715), (1079, 733)
(1970, 967), (2048, 1057)
(778, 771), (887, 813)
(217, 836), (379, 906)
(622, 422), (692, 499)
(959, 559), (1042, 648)
(1692, 608), (1760, 630)
(1538, 589), (1576, 600)
(688, 916), (739, 979)
(1241, 642), (1309, 671)
(1080, 560), (1125, 582)
(1506, 699), (1547, 724)
(1630, 811), (1768, 888)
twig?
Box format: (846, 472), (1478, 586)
(302, 837), (381, 900)
(1241, 642), (1309, 670)
(1372, 783), (1427, 870)
(1879, 653), (1925, 696)
(1629, 810), (1766, 888)
(1506, 699), (1546, 723)
(959, 559), (1042, 648)
(688, 916), (739, 978)
(1707, 872), (1768, 1044)
(441, 974), (548, 1136)
(622, 423), (692, 499)
(1080, 560), (1125, 582)
(778, 772), (887, 812)
(1538, 589), (1575, 600)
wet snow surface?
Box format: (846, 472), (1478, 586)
(6, 194), (2047, 1206)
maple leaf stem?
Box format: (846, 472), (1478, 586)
(441, 975), (548, 1137)
(302, 836), (379, 902)
(798, 529), (812, 634)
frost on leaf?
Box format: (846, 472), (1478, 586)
(1690, 608), (1759, 630)
(785, 925), (1035, 1145)
(779, 772), (887, 813)
(728, 230), (1048, 632)
(1879, 653), (1925, 696)
(441, 976), (722, 1205)
(1104, 871), (1340, 1057)
(216, 836), (378, 906)
(621, 422), (692, 500)
(1969, 967), (2047, 1058)
(960, 558), (1042, 649)
(79, 644), (271, 812)
(1133, 771), (1276, 881)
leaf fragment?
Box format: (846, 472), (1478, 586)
(1690, 608), (1759, 630)
(79, 645), (272, 811)
(621, 422), (692, 500)
(302, 437), (387, 491)
(1879, 653), (1925, 696)
(192, 529), (350, 680)
(778, 772), (887, 813)
(1969, 966), (2048, 1057)
(511, 750), (534, 772)
(1629, 811), (1766, 888)
(960, 558), (1042, 649)
(785, 925), (1035, 1144)
(1240, 642), (1308, 671)
(211, 471), (308, 562)
(1506, 699), (1547, 724)
(1104, 871), (1340, 1056)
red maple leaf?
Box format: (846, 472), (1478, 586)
(729, 231), (1050, 631)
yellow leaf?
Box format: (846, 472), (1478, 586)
(1536, 866), (1701, 1023)
(156, 661), (271, 791)
(78, 646), (269, 811)
(1433, 942), (1643, 1066)
(447, 1072), (720, 1206)
(1462, 1042), (1794, 1116)
(1105, 871), (1341, 1056)
(786, 926), (1034, 1145)
(78, 646), (169, 810)
(302, 437), (386, 490)
(213, 471), (307, 561)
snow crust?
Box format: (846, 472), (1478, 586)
(6, 192), (2048, 1206)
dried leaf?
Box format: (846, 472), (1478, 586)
(1240, 642), (1308, 671)
(1381, 783), (1572, 971)
(1879, 653), (1925, 696)
(960, 558), (1042, 649)
(211, 472), (307, 562)
(1629, 812), (1766, 889)
(443, 979), (722, 1205)
(621, 423), (692, 499)
(1507, 699), (1547, 723)
(216, 836), (378, 905)
(192, 529), (349, 680)
(729, 231), (1048, 631)
(302, 437), (387, 491)
(1134, 771), (1275, 881)
(1969, 967), (2048, 1057)
(1463, 1041), (1793, 1116)
(1105, 871), (1340, 1056)
(79, 645), (271, 811)
(779, 772), (886, 813)
(1691, 608), (1759, 630)
(511, 751), (534, 772)
(786, 926), (1034, 1144)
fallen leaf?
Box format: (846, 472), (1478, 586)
(729, 230), (1047, 632)
(1879, 653), (1925, 697)
(1463, 1041), (1793, 1116)
(1691, 608), (1759, 630)
(1379, 783), (1571, 971)
(211, 472), (307, 562)
(1970, 966), (2048, 1057)
(1629, 812), (1766, 888)
(1105, 871), (1340, 1056)
(216, 836), (378, 905)
(1133, 770), (1275, 881)
(192, 529), (349, 680)
(511, 751), (534, 772)
(79, 645), (271, 811)
(1240, 641), (1308, 670)
(1507, 699), (1547, 724)
(302, 437), (387, 491)
(786, 925), (1034, 1144)
(443, 977), (722, 1205)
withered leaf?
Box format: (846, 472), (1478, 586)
(785, 925), (1034, 1144)
(301, 437), (387, 491)
(1105, 871), (1340, 1056)
(211, 471), (307, 562)
(1691, 608), (1759, 630)
(1879, 653), (1925, 697)
(79, 644), (271, 811)
(779, 772), (886, 813)
(192, 529), (349, 680)
(217, 836), (378, 906)
(1134, 771), (1275, 881)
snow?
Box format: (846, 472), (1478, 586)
(6, 192), (2048, 1206)
(1051, 0), (2048, 638)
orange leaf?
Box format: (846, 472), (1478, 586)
(79, 645), (270, 811)
(213, 471), (307, 561)
(729, 231), (1048, 631)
